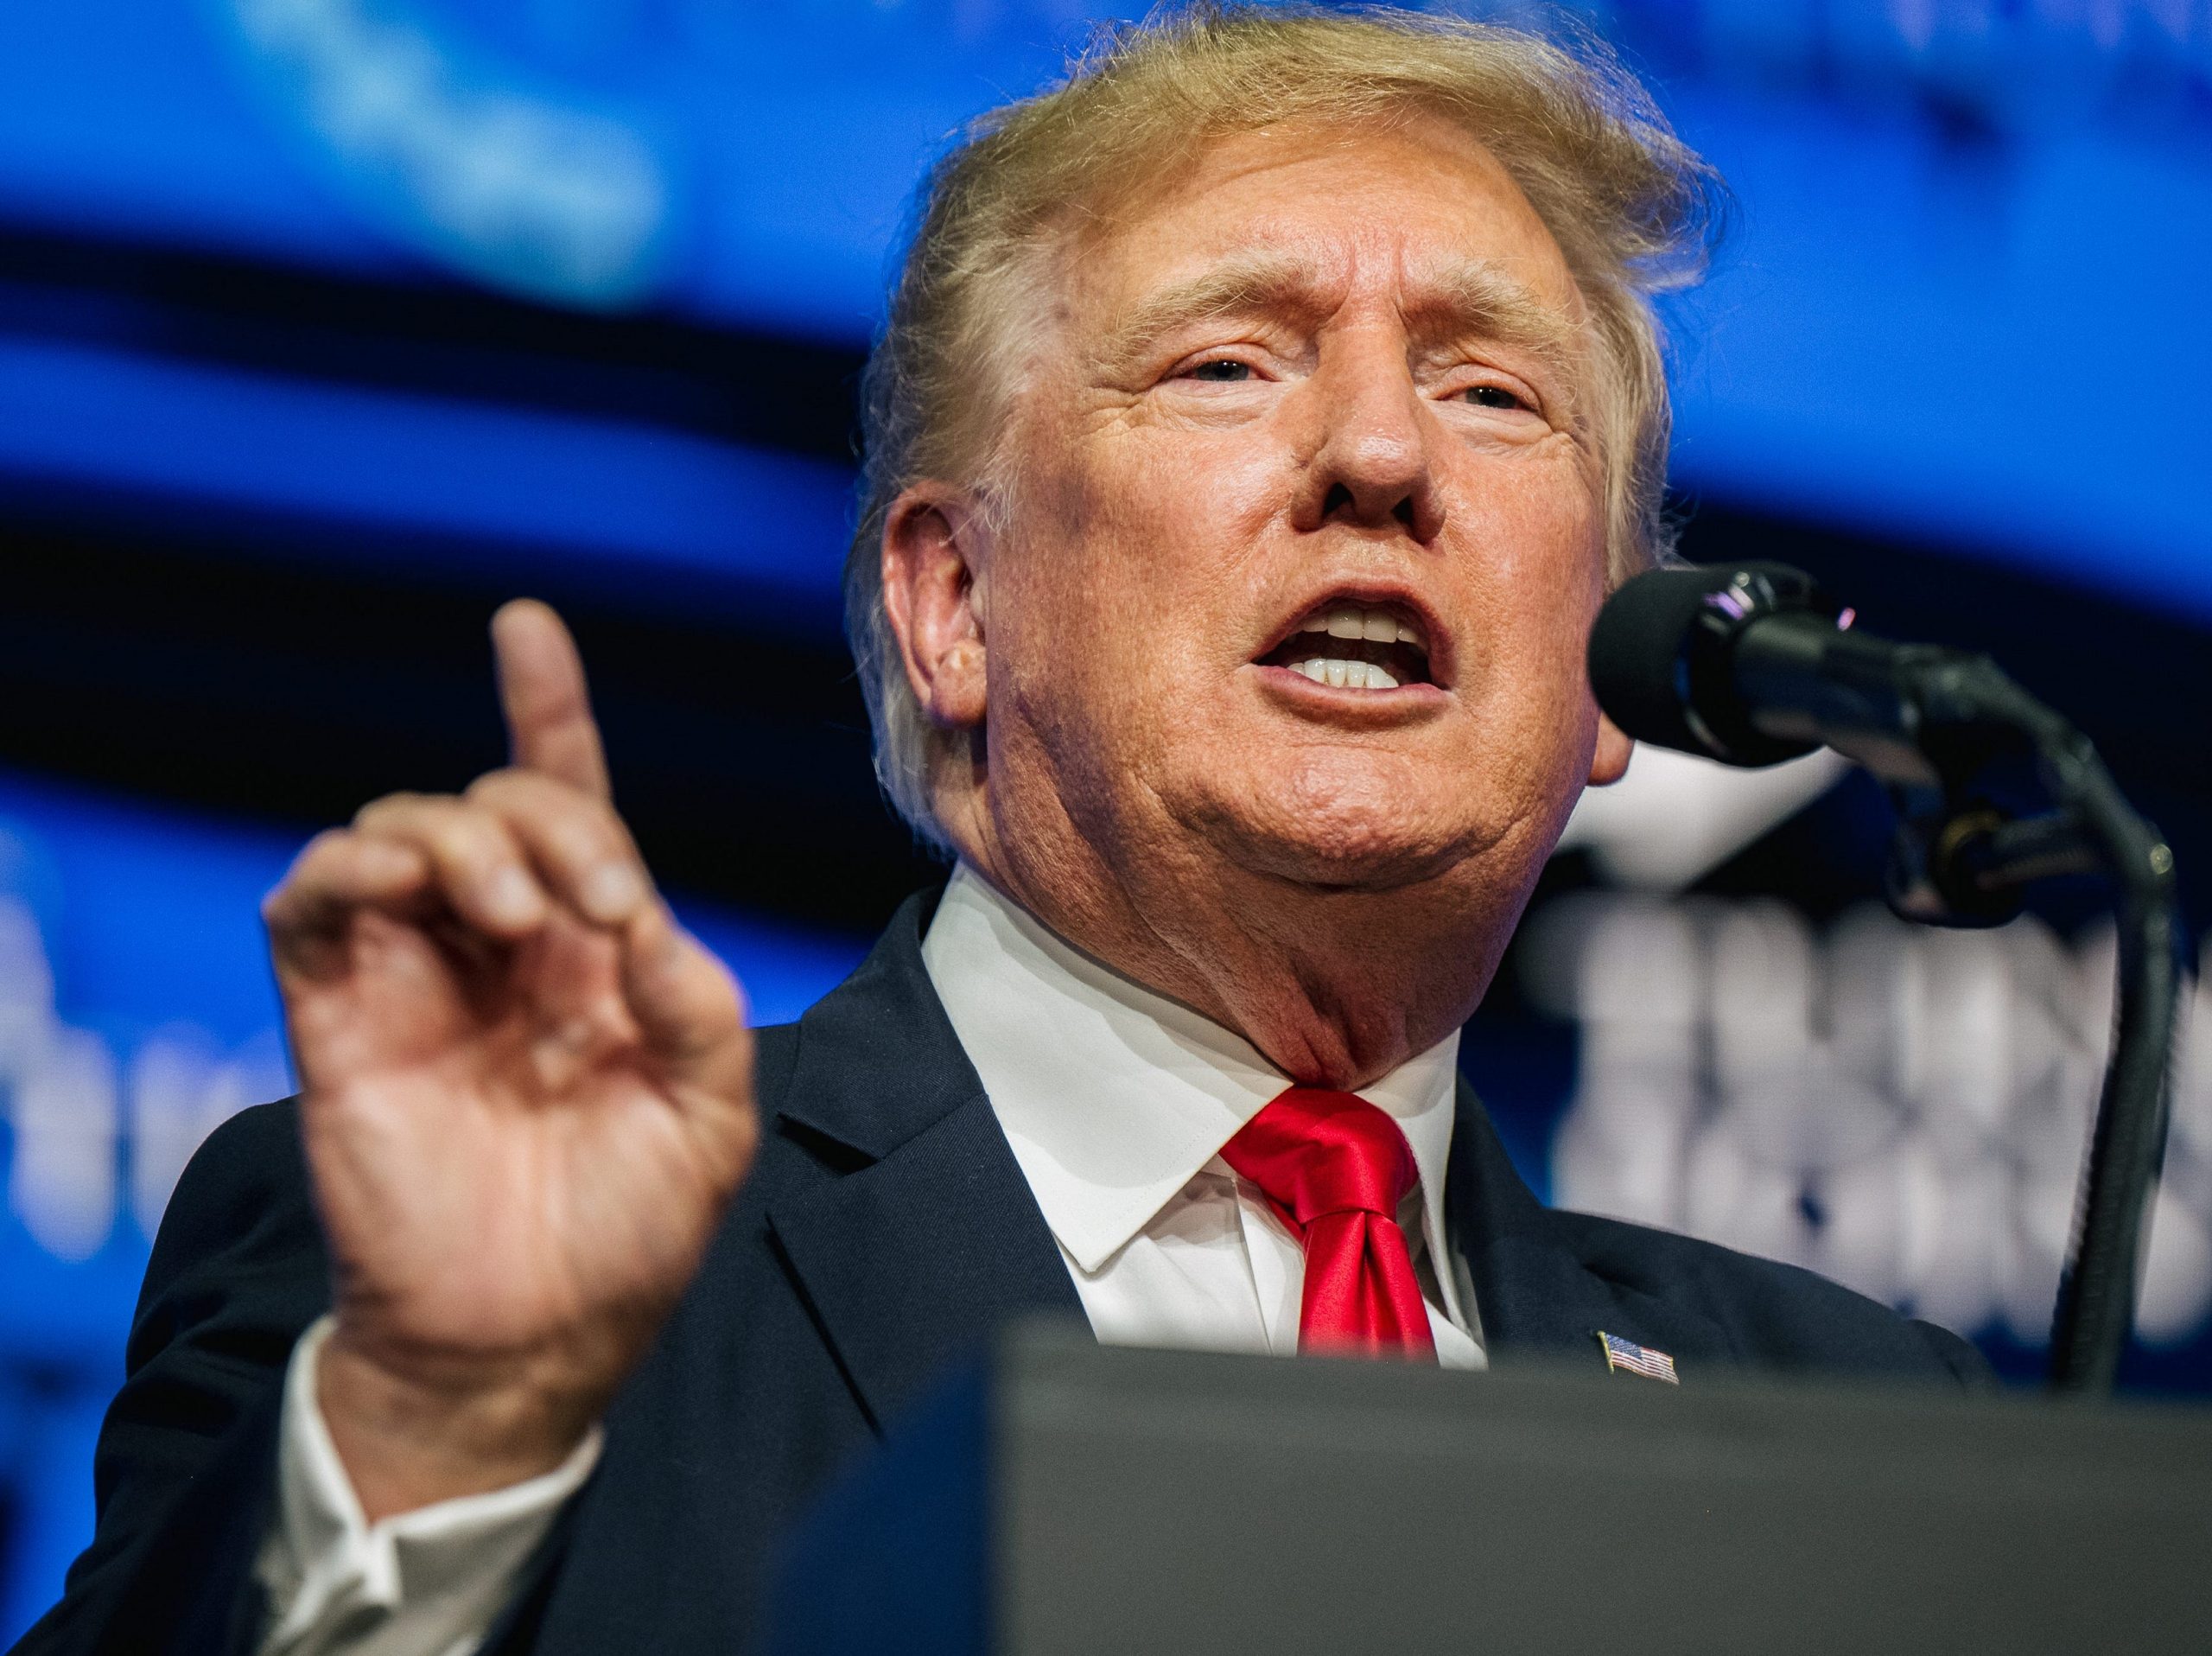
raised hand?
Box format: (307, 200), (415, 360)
(264, 601), (756, 1521)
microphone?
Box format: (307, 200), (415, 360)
(1586, 560), (2003, 787)
(1585, 557), (2181, 1398)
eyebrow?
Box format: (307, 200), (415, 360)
(1092, 251), (1586, 404)
(1091, 251), (1319, 377)
(1408, 258), (1584, 384)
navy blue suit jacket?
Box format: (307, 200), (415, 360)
(14, 889), (1986, 1654)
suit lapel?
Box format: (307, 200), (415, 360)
(763, 891), (1084, 1432)
(761, 895), (1723, 1414)
(1446, 1074), (1731, 1378)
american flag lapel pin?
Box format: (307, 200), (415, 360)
(1595, 1330), (1680, 1385)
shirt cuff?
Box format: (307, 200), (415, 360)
(256, 1315), (603, 1656)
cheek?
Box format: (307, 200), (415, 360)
(1101, 430), (1289, 596)
(1459, 450), (1606, 658)
(1447, 450), (1609, 778)
(1007, 429), (1285, 693)
(986, 436), (1120, 690)
(982, 475), (1192, 761)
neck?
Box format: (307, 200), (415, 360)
(944, 797), (1533, 1090)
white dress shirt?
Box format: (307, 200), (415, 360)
(254, 861), (1482, 1653)
(255, 1318), (602, 1656)
(922, 863), (1484, 1366)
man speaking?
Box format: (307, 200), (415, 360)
(20, 8), (1986, 1654)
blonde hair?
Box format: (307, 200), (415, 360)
(844, 3), (1723, 850)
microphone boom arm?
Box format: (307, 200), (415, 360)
(1901, 660), (2184, 1394)
(1762, 635), (2183, 1392)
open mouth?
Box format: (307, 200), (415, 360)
(1255, 600), (1434, 691)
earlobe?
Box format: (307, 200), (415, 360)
(1587, 710), (1632, 787)
(880, 487), (990, 731)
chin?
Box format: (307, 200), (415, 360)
(1188, 763), (1492, 893)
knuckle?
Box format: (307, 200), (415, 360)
(557, 811), (624, 869)
(298, 826), (352, 866)
(535, 794), (627, 872)
(587, 804), (644, 869)
(413, 802), (506, 866)
(463, 767), (530, 807)
(353, 790), (442, 832)
(353, 788), (414, 822)
(467, 771), (614, 859)
(279, 831), (350, 893)
(265, 835), (349, 927)
(442, 826), (515, 878)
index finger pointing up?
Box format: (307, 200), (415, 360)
(492, 599), (613, 800)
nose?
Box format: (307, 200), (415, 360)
(1290, 330), (1447, 545)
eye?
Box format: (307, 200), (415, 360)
(1462, 384), (1527, 411)
(1185, 359), (1255, 383)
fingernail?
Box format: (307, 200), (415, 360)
(487, 866), (541, 927)
(582, 863), (645, 922)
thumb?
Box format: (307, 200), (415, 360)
(618, 900), (754, 1123)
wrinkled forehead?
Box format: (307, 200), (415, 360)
(1055, 116), (1588, 352)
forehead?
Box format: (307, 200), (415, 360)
(1065, 115), (1582, 329)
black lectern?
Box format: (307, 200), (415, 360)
(766, 1323), (2212, 1655)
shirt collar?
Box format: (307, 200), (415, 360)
(919, 863), (1463, 1309)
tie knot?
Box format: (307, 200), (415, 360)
(1219, 1086), (1421, 1230)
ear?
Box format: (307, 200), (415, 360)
(1587, 709), (1632, 787)
(880, 484), (990, 733)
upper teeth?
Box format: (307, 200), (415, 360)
(1300, 604), (1423, 646)
(1283, 603), (1422, 691)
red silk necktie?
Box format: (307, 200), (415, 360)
(1219, 1086), (1438, 1361)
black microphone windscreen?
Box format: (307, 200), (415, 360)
(1586, 564), (1743, 756)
